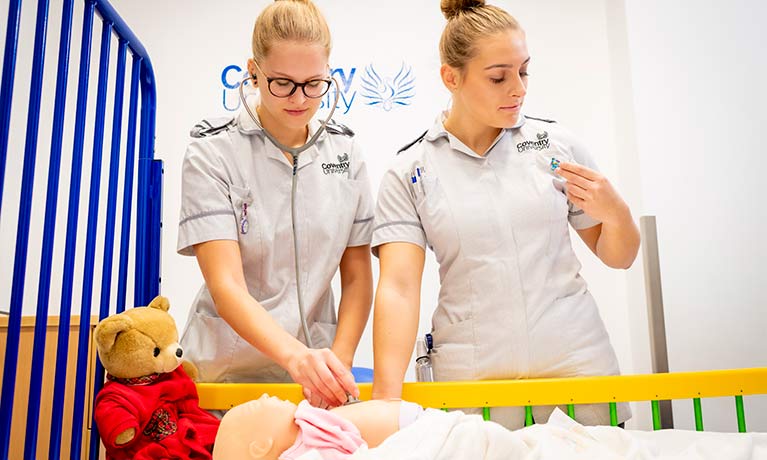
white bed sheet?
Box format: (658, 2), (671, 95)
(329, 408), (767, 460)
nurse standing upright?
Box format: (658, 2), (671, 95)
(177, 0), (374, 408)
(371, 0), (640, 427)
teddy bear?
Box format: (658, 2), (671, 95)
(93, 295), (220, 460)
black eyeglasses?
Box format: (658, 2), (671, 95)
(262, 76), (332, 99)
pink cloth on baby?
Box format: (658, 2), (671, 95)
(278, 400), (367, 460)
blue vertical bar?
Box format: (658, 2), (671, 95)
(149, 158), (163, 292)
(70, 18), (112, 460)
(0, 0), (50, 457)
(135, 56), (159, 304)
(86, 37), (127, 459)
(99, 39), (126, 320)
(23, 0), (74, 458)
(0, 0), (22, 217)
(49, 3), (95, 456)
(115, 56), (140, 314)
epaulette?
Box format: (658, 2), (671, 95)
(190, 116), (235, 138)
(324, 119), (355, 137)
(396, 130), (428, 155)
(525, 115), (557, 124)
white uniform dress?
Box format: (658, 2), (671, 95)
(177, 107), (374, 383)
(372, 113), (629, 428)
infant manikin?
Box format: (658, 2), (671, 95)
(212, 394), (424, 460)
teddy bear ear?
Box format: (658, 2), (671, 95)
(248, 437), (274, 459)
(94, 316), (134, 354)
(147, 295), (170, 312)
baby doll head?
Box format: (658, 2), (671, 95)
(213, 394), (300, 460)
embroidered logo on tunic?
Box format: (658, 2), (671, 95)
(143, 407), (177, 441)
(322, 153), (350, 175)
(516, 131), (550, 153)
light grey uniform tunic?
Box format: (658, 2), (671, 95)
(372, 114), (629, 427)
(177, 108), (374, 383)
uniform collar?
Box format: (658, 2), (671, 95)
(236, 95), (322, 169)
(424, 111), (526, 158)
(236, 100), (327, 141)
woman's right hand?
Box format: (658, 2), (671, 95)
(286, 347), (359, 408)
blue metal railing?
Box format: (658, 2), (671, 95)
(0, 0), (161, 458)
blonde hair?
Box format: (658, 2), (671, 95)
(439, 0), (521, 69)
(251, 0), (332, 62)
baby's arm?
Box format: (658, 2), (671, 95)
(330, 399), (403, 448)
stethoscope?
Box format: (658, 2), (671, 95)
(237, 72), (341, 349)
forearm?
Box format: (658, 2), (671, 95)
(596, 205), (640, 269)
(372, 284), (420, 399)
(333, 274), (373, 368)
(210, 281), (304, 369)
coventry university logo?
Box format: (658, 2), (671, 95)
(220, 62), (416, 114)
(516, 131), (550, 153)
(322, 152), (350, 176)
(360, 63), (416, 111)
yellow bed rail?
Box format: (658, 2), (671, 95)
(197, 367), (767, 431)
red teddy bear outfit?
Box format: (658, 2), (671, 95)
(94, 366), (219, 460)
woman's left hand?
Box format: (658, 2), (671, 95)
(556, 162), (630, 224)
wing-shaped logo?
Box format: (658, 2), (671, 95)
(360, 63), (416, 111)
(337, 153), (349, 163)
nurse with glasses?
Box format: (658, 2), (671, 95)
(177, 0), (374, 410)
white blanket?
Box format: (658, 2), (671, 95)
(343, 408), (767, 460)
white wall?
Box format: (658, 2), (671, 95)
(2, 0), (764, 431)
(622, 0), (767, 431)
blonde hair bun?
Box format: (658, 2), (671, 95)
(440, 0), (486, 20)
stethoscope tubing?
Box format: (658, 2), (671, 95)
(237, 75), (342, 349)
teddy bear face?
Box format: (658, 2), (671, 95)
(95, 298), (184, 379)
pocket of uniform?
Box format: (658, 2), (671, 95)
(535, 152), (567, 192)
(308, 321), (337, 349)
(414, 175), (442, 208)
(228, 184), (252, 205)
(228, 184), (252, 233)
(430, 317), (476, 381)
(181, 310), (238, 383)
(430, 315), (473, 345)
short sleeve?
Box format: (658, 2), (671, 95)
(347, 141), (375, 247)
(176, 139), (238, 256)
(565, 132), (602, 230)
(371, 165), (426, 257)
